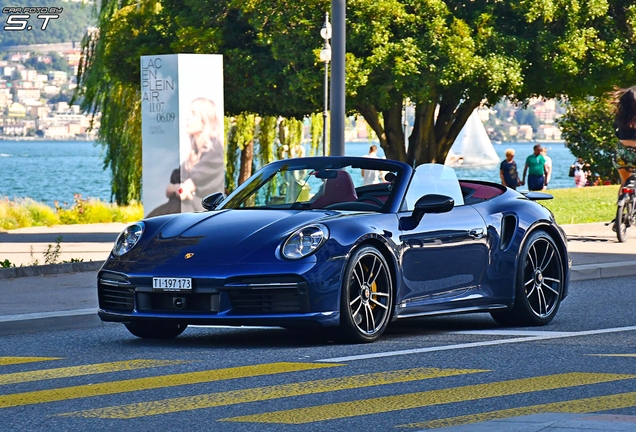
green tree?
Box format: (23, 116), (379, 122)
(558, 95), (619, 184)
(77, 0), (636, 202)
(241, 0), (636, 164)
(75, 0), (320, 203)
(74, 1), (173, 204)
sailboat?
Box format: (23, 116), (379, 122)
(444, 110), (499, 168)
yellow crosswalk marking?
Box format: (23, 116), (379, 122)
(60, 367), (486, 419)
(0, 360), (189, 386)
(0, 357), (61, 366)
(400, 391), (636, 429)
(221, 372), (636, 424)
(0, 362), (339, 409)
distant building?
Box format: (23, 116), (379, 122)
(518, 125), (534, 140)
(16, 88), (40, 103)
(8, 102), (27, 118)
(10, 52), (30, 62)
(20, 69), (38, 81)
(537, 124), (562, 140)
(531, 98), (557, 124)
(42, 85), (61, 96)
(0, 92), (9, 108)
(48, 70), (68, 83)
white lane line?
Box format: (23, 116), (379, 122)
(316, 326), (636, 363)
(452, 330), (576, 337)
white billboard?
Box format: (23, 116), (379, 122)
(140, 54), (224, 217)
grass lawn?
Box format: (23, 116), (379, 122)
(0, 184), (620, 231)
(540, 185), (617, 225)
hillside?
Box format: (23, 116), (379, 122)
(0, 0), (95, 47)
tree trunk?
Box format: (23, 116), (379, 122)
(357, 102), (407, 162)
(408, 99), (481, 166)
(359, 99), (481, 167)
(238, 138), (254, 185)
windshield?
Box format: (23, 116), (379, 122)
(220, 160), (401, 212)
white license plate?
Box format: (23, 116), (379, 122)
(152, 277), (192, 291)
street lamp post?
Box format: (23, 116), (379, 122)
(319, 13), (332, 156)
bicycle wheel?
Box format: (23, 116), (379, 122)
(615, 195), (631, 242)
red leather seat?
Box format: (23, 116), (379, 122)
(311, 170), (358, 208)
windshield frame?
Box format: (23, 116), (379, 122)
(218, 156), (412, 213)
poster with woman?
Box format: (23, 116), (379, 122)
(141, 54), (225, 217)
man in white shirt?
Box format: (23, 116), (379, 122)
(541, 147), (553, 189)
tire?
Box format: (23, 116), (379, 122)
(616, 196), (631, 243)
(338, 246), (393, 343)
(124, 321), (187, 339)
(491, 230), (564, 327)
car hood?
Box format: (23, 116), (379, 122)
(136, 209), (336, 265)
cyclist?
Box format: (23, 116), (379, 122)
(612, 86), (636, 183)
(609, 86), (636, 240)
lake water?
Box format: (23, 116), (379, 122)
(0, 139), (575, 206)
(0, 140), (112, 207)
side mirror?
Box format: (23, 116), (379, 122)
(400, 194), (454, 231)
(201, 192), (226, 211)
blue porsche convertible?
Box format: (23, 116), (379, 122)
(98, 156), (570, 343)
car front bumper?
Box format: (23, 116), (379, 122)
(97, 259), (346, 328)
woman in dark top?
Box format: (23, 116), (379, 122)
(612, 86), (636, 186)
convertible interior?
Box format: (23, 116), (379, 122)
(311, 170), (506, 211)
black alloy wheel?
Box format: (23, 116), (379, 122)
(491, 230), (564, 326)
(339, 246), (393, 343)
(124, 321), (187, 339)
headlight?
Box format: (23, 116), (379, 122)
(282, 224), (329, 260)
(112, 222), (144, 256)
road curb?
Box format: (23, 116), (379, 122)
(0, 261), (104, 279)
(570, 260), (636, 281)
(0, 309), (106, 336)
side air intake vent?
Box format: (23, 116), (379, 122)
(500, 215), (517, 250)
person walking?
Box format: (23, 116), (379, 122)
(521, 144), (548, 191)
(361, 144), (383, 185)
(541, 147), (553, 189)
(499, 148), (522, 190)
(572, 157), (588, 188)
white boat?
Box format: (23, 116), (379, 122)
(445, 110), (499, 168)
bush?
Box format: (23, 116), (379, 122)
(0, 198), (36, 228)
(112, 202), (144, 222)
(0, 195), (143, 230)
(23, 199), (59, 226)
(83, 199), (116, 223)
(0, 216), (19, 230)
(558, 95), (620, 184)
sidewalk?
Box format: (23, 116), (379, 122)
(0, 221), (634, 336)
(0, 222), (127, 268)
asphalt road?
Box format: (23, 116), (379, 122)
(0, 275), (634, 431)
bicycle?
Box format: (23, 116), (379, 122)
(614, 171), (636, 242)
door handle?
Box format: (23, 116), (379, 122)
(469, 228), (484, 239)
